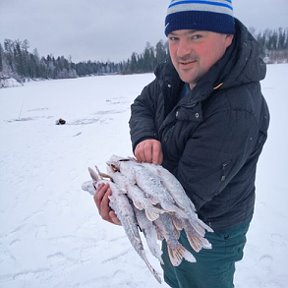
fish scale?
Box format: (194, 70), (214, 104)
(106, 166), (164, 221)
(108, 157), (188, 219)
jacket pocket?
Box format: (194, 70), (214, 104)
(220, 160), (231, 183)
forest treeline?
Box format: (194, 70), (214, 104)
(0, 27), (287, 85)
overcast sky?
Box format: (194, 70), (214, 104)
(0, 0), (287, 62)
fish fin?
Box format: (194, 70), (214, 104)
(171, 215), (184, 231)
(175, 228), (181, 240)
(184, 219), (212, 252)
(185, 231), (203, 253)
(167, 244), (183, 266)
(145, 209), (160, 221)
(157, 234), (164, 241)
(201, 238), (212, 250)
(156, 230), (164, 241)
(188, 219), (212, 237)
(168, 243), (196, 266)
(195, 218), (214, 233)
(148, 196), (160, 206)
(132, 199), (144, 210)
(145, 206), (165, 221)
(189, 201), (197, 212)
(183, 248), (196, 263)
(169, 205), (187, 219)
(167, 243), (195, 266)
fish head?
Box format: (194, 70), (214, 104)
(88, 167), (101, 181)
(106, 155), (127, 172)
(106, 161), (120, 173)
(106, 155), (137, 172)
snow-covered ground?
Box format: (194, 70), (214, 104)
(0, 65), (287, 288)
(0, 78), (23, 89)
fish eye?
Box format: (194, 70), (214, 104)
(111, 164), (119, 172)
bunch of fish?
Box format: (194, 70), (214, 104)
(81, 155), (213, 283)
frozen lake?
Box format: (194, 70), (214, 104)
(0, 65), (288, 287)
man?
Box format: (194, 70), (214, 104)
(95, 0), (270, 287)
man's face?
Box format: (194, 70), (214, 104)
(168, 30), (233, 88)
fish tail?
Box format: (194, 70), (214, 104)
(140, 251), (162, 283)
(196, 218), (214, 233)
(201, 237), (212, 250)
(188, 218), (213, 236)
(187, 232), (212, 251)
(184, 220), (212, 251)
(185, 230), (205, 253)
(167, 242), (196, 266)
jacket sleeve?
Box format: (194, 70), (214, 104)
(129, 78), (162, 151)
(175, 108), (259, 211)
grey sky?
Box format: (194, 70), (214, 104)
(0, 0), (287, 62)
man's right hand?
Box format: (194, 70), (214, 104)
(134, 139), (163, 164)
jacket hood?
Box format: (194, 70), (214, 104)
(216, 19), (266, 89)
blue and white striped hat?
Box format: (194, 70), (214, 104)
(165, 0), (235, 36)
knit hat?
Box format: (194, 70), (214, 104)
(165, 0), (235, 36)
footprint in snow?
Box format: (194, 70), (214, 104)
(259, 254), (273, 271)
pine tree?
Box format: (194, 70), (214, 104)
(14, 41), (26, 78)
(142, 42), (156, 72)
(4, 39), (15, 72)
(155, 40), (168, 64)
(129, 52), (138, 73)
(0, 43), (3, 73)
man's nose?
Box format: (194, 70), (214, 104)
(177, 39), (191, 58)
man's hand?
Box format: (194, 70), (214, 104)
(94, 183), (121, 225)
(134, 139), (163, 164)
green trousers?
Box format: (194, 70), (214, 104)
(161, 221), (250, 288)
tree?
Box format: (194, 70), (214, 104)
(14, 40), (26, 78)
(143, 42), (156, 72)
(130, 52), (138, 73)
(155, 40), (168, 64)
(4, 39), (15, 72)
(0, 43), (3, 72)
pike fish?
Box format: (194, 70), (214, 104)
(107, 156), (213, 250)
(140, 162), (213, 249)
(133, 207), (163, 264)
(82, 166), (162, 284)
(107, 155), (187, 219)
(82, 155), (213, 283)
(106, 166), (164, 221)
(154, 213), (196, 266)
(141, 162), (213, 233)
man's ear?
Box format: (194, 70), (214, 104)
(225, 34), (234, 49)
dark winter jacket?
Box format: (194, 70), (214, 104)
(129, 19), (270, 231)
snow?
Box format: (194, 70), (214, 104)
(0, 65), (287, 288)
(0, 78), (23, 89)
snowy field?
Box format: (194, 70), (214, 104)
(0, 64), (287, 288)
